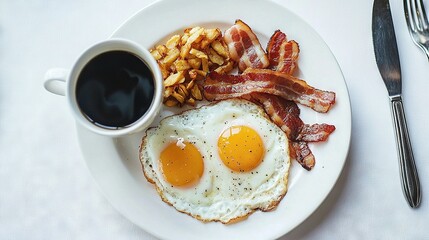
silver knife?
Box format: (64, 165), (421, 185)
(372, 0), (421, 208)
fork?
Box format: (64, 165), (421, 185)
(404, 0), (429, 60)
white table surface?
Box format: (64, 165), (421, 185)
(1, 0), (428, 239)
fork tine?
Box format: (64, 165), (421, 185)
(411, 0), (423, 31)
(404, 0), (429, 60)
(415, 0), (429, 29)
(411, 0), (427, 31)
(405, 0), (417, 32)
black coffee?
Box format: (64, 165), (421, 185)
(76, 50), (154, 129)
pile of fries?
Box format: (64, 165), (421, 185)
(150, 26), (234, 107)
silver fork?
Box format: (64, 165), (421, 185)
(404, 0), (429, 60)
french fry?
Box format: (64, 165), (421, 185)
(204, 28), (221, 42)
(164, 71), (185, 87)
(164, 98), (178, 107)
(155, 45), (168, 56)
(201, 58), (209, 72)
(214, 60), (235, 74)
(208, 48), (224, 65)
(191, 84), (203, 100)
(157, 61), (170, 79)
(150, 49), (162, 60)
(188, 27), (204, 43)
(195, 69), (207, 77)
(166, 35), (181, 49)
(177, 84), (189, 97)
(188, 69), (198, 80)
(186, 79), (195, 90)
(190, 48), (208, 59)
(180, 33), (189, 45)
(162, 47), (180, 65)
(188, 58), (201, 70)
(211, 40), (229, 59)
(172, 91), (185, 104)
(164, 86), (175, 98)
(174, 59), (191, 72)
(186, 97), (196, 106)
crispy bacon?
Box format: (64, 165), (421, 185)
(253, 94), (313, 170)
(291, 142), (315, 170)
(224, 20), (270, 72)
(252, 93), (334, 170)
(251, 93), (303, 140)
(251, 93), (335, 141)
(267, 30), (300, 74)
(203, 68), (336, 113)
(297, 124), (336, 142)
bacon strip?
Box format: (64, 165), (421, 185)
(251, 93), (320, 170)
(267, 30), (300, 74)
(291, 142), (315, 170)
(297, 124), (336, 142)
(204, 68), (336, 113)
(224, 20), (270, 72)
(252, 93), (336, 169)
(251, 93), (303, 140)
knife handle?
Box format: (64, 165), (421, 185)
(390, 96), (421, 208)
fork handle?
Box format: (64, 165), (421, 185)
(390, 95), (421, 208)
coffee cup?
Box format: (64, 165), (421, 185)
(44, 38), (163, 137)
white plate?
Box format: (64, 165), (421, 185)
(77, 0), (352, 239)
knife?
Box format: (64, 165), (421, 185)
(372, 0), (421, 208)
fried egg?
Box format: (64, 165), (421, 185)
(139, 99), (290, 223)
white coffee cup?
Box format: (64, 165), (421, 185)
(44, 38), (163, 137)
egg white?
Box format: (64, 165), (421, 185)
(140, 99), (291, 223)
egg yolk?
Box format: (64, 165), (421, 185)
(217, 125), (264, 172)
(160, 141), (204, 187)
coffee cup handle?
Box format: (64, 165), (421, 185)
(44, 68), (70, 96)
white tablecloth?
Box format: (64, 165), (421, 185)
(1, 0), (428, 239)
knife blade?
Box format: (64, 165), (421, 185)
(372, 0), (421, 208)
